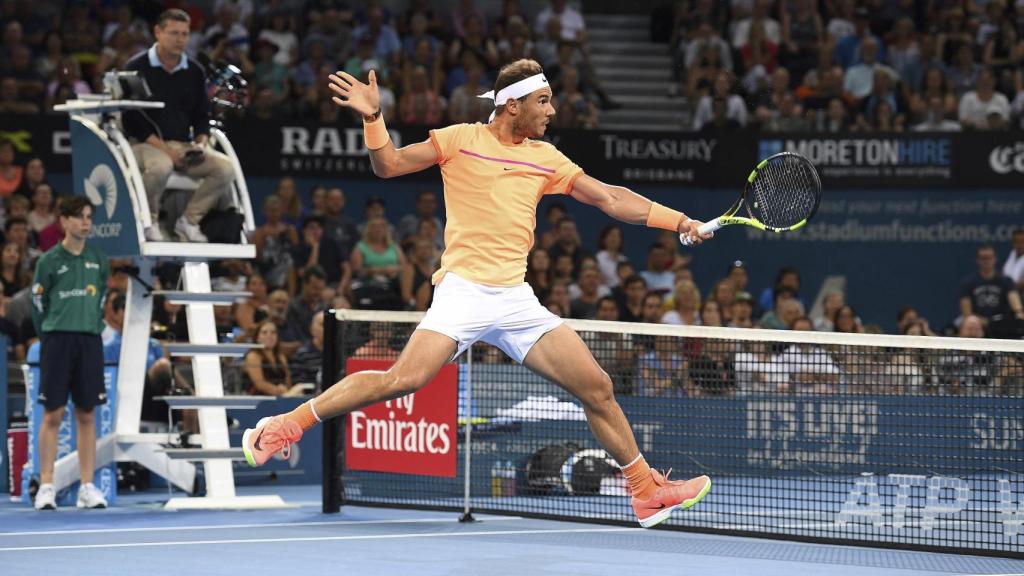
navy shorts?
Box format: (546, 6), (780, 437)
(38, 332), (106, 411)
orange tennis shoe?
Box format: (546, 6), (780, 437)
(631, 471), (712, 528)
(242, 416), (303, 467)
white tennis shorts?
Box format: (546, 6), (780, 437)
(417, 272), (564, 364)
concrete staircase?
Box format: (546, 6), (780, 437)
(586, 14), (689, 131)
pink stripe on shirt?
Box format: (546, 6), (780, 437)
(457, 149), (556, 174)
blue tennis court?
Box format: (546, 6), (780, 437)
(1, 486), (1022, 576)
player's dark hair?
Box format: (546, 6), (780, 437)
(60, 196), (91, 219)
(977, 243), (996, 254)
(111, 292), (127, 313)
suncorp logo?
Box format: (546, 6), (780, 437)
(84, 164), (122, 238)
(988, 142), (1024, 174)
(84, 164), (117, 218)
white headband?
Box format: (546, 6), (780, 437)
(478, 73), (550, 122)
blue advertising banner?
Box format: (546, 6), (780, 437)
(345, 363), (1023, 541)
(69, 120), (140, 258)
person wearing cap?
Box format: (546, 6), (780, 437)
(958, 68), (1010, 129)
(242, 58), (715, 529)
(252, 37), (287, 101)
(291, 214), (347, 288)
(730, 291), (756, 328)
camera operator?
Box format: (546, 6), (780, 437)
(123, 9), (234, 243)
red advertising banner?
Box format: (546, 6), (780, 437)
(344, 359), (458, 477)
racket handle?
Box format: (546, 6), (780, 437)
(679, 218), (720, 246)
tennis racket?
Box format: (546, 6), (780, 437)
(681, 152), (821, 245)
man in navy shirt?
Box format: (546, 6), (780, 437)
(123, 9), (235, 243)
(959, 244), (1024, 337)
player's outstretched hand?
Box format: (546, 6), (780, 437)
(679, 218), (713, 246)
(328, 70), (381, 118)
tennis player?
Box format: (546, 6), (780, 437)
(243, 59), (713, 528)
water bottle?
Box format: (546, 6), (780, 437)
(503, 460), (516, 497)
(491, 461), (502, 497)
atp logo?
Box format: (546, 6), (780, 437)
(83, 164), (117, 219)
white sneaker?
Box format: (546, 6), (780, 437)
(34, 483), (57, 510)
(174, 215), (208, 243)
(77, 482), (108, 509)
(144, 225), (166, 242)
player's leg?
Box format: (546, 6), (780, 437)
(74, 407), (96, 483)
(243, 328), (457, 467)
(522, 324), (711, 527)
(522, 324), (638, 464)
(35, 333), (71, 510)
(71, 333), (108, 508)
(37, 406), (65, 485)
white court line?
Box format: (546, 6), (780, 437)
(0, 526), (636, 552)
(0, 516), (525, 537)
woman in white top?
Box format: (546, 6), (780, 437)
(662, 279), (702, 326)
(595, 224), (628, 288)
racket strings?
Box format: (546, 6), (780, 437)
(750, 156), (819, 228)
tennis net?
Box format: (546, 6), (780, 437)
(321, 309), (1024, 558)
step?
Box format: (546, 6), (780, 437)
(587, 14), (650, 28)
(165, 342), (263, 357)
(598, 112), (689, 130)
(587, 27), (650, 43)
(600, 108), (688, 122)
(611, 94), (687, 111)
(152, 290), (251, 305)
(142, 242), (255, 261)
(588, 41), (666, 57)
(159, 448), (246, 461)
(596, 66), (670, 81)
(153, 395), (275, 409)
(590, 53), (671, 69)
(600, 79), (671, 96)
(599, 121), (689, 132)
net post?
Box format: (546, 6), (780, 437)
(321, 309), (343, 514)
(459, 344), (477, 523)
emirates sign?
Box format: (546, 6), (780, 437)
(345, 359), (458, 477)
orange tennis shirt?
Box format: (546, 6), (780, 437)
(428, 123), (583, 286)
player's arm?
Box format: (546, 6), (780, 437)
(327, 70), (438, 178)
(30, 255), (49, 336)
(366, 139), (438, 179)
(570, 174), (711, 245)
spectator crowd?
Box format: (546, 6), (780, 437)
(5, 0), (1024, 130)
(0, 0), (619, 129)
(668, 0), (1024, 131)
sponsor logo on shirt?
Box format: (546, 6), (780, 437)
(85, 261), (100, 269)
(56, 264), (69, 275)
